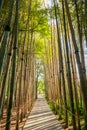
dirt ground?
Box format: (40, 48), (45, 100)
(0, 108), (31, 130)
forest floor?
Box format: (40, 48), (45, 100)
(59, 116), (85, 130)
(0, 98), (85, 130)
(60, 121), (73, 130)
(0, 105), (33, 130)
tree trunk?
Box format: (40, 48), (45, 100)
(64, 0), (87, 127)
(0, 0), (15, 74)
(74, 0), (86, 78)
(0, 0), (4, 11)
(5, 0), (19, 129)
(62, 0), (77, 129)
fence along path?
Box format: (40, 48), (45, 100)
(23, 96), (64, 130)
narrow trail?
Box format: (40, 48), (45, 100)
(23, 96), (64, 130)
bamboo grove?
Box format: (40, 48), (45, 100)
(0, 0), (87, 130)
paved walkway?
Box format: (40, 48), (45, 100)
(23, 97), (64, 130)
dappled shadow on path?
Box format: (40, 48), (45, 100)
(23, 97), (64, 130)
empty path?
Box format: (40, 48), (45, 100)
(23, 96), (64, 130)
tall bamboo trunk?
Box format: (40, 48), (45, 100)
(0, 28), (15, 119)
(61, 0), (77, 129)
(64, 0), (87, 128)
(0, 0), (4, 10)
(0, 0), (15, 74)
(74, 0), (86, 79)
(5, 0), (19, 129)
(53, 0), (63, 119)
(65, 0), (87, 128)
(68, 30), (81, 130)
(16, 58), (23, 130)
